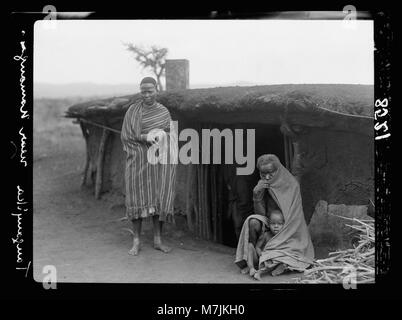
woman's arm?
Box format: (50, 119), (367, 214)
(253, 180), (268, 215)
(253, 198), (266, 216)
(253, 187), (267, 216)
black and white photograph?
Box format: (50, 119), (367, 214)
(6, 7), (394, 301)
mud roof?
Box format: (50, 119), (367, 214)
(65, 84), (374, 135)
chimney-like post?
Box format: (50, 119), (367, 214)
(165, 59), (189, 90)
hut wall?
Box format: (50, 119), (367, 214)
(84, 123), (105, 188)
(299, 128), (374, 224)
(80, 117), (374, 238)
(103, 132), (125, 193)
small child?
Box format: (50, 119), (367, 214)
(246, 209), (285, 278)
(245, 229), (270, 277)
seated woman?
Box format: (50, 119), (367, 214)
(235, 154), (314, 279)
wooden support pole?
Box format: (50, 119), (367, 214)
(200, 164), (205, 238)
(204, 165), (211, 240)
(185, 164), (194, 232)
(199, 165), (203, 238)
(217, 165), (224, 243)
(283, 134), (289, 170)
(211, 165), (218, 242)
(288, 138), (294, 171)
(201, 165), (205, 239)
(95, 128), (110, 199)
(79, 121), (90, 187)
(200, 165), (204, 238)
(193, 166), (199, 237)
(291, 140), (302, 184)
(197, 164), (202, 237)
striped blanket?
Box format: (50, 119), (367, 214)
(121, 100), (177, 221)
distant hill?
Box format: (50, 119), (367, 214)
(34, 82), (264, 98)
(34, 83), (140, 99)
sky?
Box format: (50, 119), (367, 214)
(34, 19), (374, 87)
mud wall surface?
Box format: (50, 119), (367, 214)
(298, 128), (374, 224)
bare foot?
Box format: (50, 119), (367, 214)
(253, 271), (262, 281)
(271, 263), (287, 276)
(154, 241), (172, 253)
(249, 268), (257, 277)
(129, 241), (140, 256)
(240, 267), (250, 274)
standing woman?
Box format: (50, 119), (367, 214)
(121, 77), (177, 255)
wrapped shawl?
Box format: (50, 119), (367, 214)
(120, 100), (177, 221)
(256, 154), (314, 272)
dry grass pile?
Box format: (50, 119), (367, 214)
(297, 216), (374, 284)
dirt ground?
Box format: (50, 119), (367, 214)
(33, 103), (303, 284)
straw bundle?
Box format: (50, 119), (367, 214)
(296, 215), (374, 284)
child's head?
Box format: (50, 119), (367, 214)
(268, 210), (284, 235)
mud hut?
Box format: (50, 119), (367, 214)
(65, 84), (374, 247)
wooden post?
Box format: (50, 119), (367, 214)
(283, 134), (289, 170)
(217, 165), (224, 243)
(185, 164), (194, 232)
(291, 140), (302, 184)
(288, 137), (294, 171)
(280, 120), (304, 181)
(79, 121), (90, 187)
(204, 165), (211, 240)
(211, 165), (218, 242)
(200, 164), (205, 238)
(193, 166), (199, 237)
(197, 164), (202, 237)
(95, 128), (110, 199)
(199, 165), (203, 238)
(200, 165), (204, 238)
(200, 165), (205, 239)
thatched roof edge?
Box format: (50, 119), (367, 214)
(65, 84), (374, 135)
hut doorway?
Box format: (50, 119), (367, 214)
(185, 122), (287, 248)
(220, 123), (287, 247)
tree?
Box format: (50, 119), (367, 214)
(124, 43), (168, 91)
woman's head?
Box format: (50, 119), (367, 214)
(140, 77), (157, 106)
(268, 209), (284, 235)
(257, 154), (281, 181)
